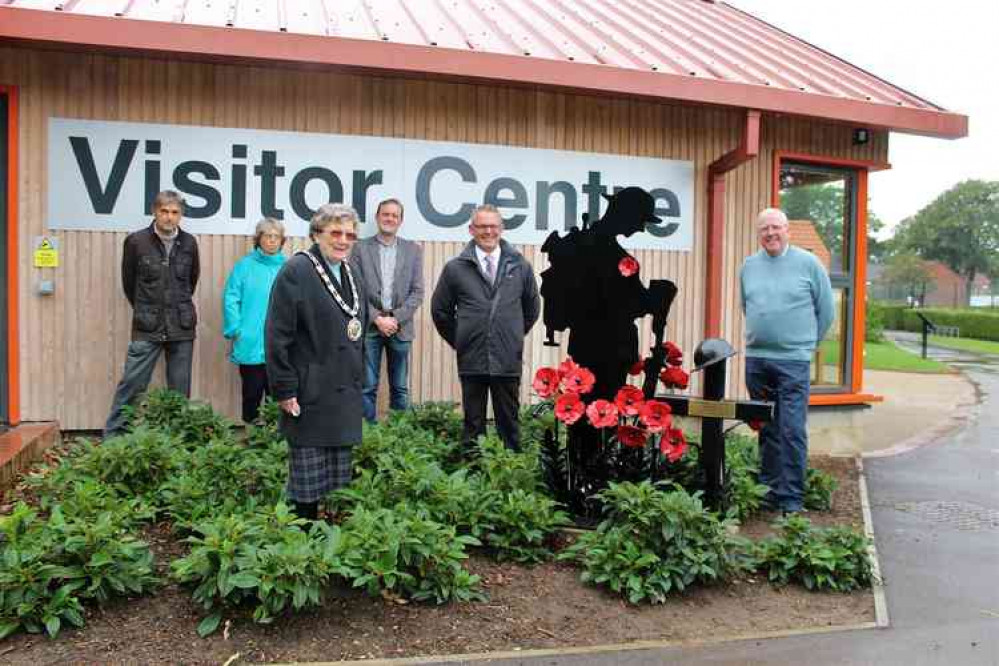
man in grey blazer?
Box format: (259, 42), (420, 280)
(350, 198), (425, 422)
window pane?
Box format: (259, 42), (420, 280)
(778, 164), (853, 276)
(812, 287), (849, 388)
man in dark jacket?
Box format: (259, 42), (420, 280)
(431, 204), (540, 452)
(104, 190), (200, 436)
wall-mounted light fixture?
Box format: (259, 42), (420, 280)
(853, 128), (871, 145)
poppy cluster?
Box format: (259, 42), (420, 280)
(627, 340), (690, 390)
(531, 355), (688, 463)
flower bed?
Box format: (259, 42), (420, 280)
(0, 393), (873, 664)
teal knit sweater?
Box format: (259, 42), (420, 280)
(739, 246), (835, 362)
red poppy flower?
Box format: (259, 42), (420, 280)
(557, 357), (581, 379)
(660, 427), (688, 462)
(748, 419), (764, 432)
(628, 359), (646, 376)
(532, 367), (561, 399)
(639, 400), (672, 433)
(614, 385), (645, 417)
(554, 393), (585, 425)
(662, 341), (683, 367)
(586, 399), (619, 429)
(618, 256), (640, 277)
(659, 366), (689, 390)
(562, 367), (596, 395)
(616, 425), (648, 449)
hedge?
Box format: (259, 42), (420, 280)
(872, 302), (999, 342)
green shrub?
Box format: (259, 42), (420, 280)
(337, 506), (484, 604)
(0, 503), (158, 639)
(474, 435), (543, 494)
(875, 302), (999, 342)
(159, 438), (286, 529)
(40, 479), (156, 530)
(392, 402), (464, 446)
(129, 389), (235, 447)
(480, 489), (567, 564)
(47, 429), (180, 501)
(753, 515), (872, 591)
(865, 300), (886, 342)
(170, 502), (339, 636)
(724, 434), (770, 521)
(804, 468), (839, 511)
(353, 416), (462, 473)
(560, 481), (735, 603)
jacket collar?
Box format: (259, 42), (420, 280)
(252, 247), (286, 266)
(458, 238), (520, 265)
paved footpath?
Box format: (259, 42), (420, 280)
(405, 340), (999, 666)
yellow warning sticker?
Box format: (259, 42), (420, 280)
(33, 236), (59, 268)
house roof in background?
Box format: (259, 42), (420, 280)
(0, 0), (967, 138)
(789, 220), (831, 269)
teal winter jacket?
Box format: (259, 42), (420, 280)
(223, 248), (286, 365)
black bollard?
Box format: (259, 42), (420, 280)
(658, 339), (773, 513)
(699, 352), (728, 510)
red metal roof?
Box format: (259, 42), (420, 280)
(0, 0), (967, 138)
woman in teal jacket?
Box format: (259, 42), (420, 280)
(223, 218), (287, 423)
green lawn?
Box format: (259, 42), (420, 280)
(927, 335), (999, 356)
(819, 339), (951, 374)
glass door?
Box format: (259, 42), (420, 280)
(778, 161), (858, 393)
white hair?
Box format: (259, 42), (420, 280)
(757, 208), (788, 226)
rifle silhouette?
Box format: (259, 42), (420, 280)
(641, 279), (679, 399)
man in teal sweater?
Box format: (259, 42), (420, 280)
(740, 208), (834, 514)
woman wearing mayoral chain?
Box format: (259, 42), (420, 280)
(265, 203), (366, 521)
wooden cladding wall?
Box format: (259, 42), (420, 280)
(1, 47), (888, 429)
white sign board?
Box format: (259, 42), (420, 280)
(48, 118), (694, 250)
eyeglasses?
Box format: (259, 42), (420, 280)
(323, 229), (358, 242)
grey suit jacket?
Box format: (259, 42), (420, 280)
(350, 235), (425, 342)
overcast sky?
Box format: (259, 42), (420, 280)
(728, 0), (998, 238)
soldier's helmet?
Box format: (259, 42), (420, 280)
(598, 186), (662, 237)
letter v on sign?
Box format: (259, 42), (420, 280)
(69, 136), (138, 215)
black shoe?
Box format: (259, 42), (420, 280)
(293, 501), (318, 521)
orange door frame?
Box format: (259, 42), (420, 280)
(0, 85), (18, 425)
(771, 151), (888, 406)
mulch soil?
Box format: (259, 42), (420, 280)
(1, 455), (872, 665)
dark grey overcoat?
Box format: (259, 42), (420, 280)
(431, 239), (540, 378)
(265, 244), (366, 448)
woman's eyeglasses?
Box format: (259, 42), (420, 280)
(324, 229), (358, 242)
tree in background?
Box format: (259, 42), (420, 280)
(894, 180), (999, 306)
(879, 252), (934, 305)
(780, 183), (885, 263)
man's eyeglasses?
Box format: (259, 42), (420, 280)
(323, 229), (358, 242)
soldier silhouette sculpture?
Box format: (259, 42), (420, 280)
(540, 187), (678, 517)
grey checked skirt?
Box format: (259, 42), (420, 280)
(287, 446), (354, 503)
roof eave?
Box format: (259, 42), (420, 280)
(0, 7), (968, 140)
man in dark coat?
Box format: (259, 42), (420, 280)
(265, 203), (366, 521)
(431, 204), (541, 452)
(104, 190), (200, 437)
